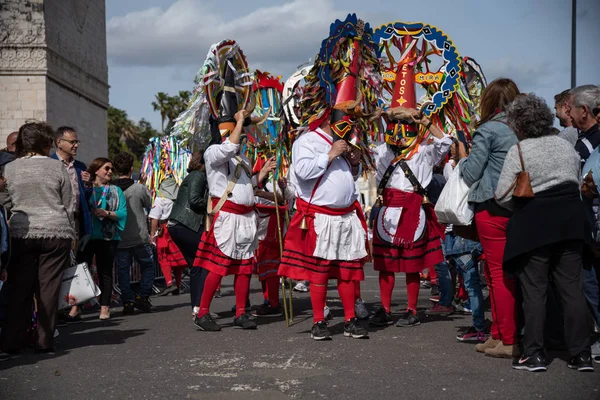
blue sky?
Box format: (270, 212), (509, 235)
(106, 0), (599, 130)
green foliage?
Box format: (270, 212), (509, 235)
(107, 106), (159, 169)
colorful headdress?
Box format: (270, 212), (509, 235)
(299, 14), (383, 164)
(171, 40), (254, 150)
(374, 21), (462, 159)
(282, 63), (312, 130)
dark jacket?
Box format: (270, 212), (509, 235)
(169, 170), (208, 232)
(50, 154), (92, 237)
(0, 151), (15, 214)
(503, 182), (586, 268)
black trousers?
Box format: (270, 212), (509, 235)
(168, 223), (208, 309)
(1, 238), (71, 352)
(515, 240), (591, 357)
(81, 240), (118, 306)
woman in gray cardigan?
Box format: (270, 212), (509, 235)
(458, 78), (521, 358)
(495, 94), (592, 372)
(0, 122), (75, 358)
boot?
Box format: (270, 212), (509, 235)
(475, 337), (501, 353)
(484, 342), (520, 358)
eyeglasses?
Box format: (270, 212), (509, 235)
(103, 166), (113, 172)
(593, 107), (599, 117)
(59, 138), (80, 145)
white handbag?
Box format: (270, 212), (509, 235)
(58, 261), (101, 310)
(434, 160), (474, 226)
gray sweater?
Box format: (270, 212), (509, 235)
(118, 182), (152, 249)
(495, 135), (581, 210)
(5, 157), (75, 239)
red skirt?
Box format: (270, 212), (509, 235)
(156, 224), (187, 268)
(278, 198), (367, 285)
(372, 207), (444, 273)
(193, 199), (256, 277)
(255, 204), (286, 281)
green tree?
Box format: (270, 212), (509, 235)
(151, 92), (170, 133)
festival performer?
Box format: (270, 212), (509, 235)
(253, 173), (295, 317)
(278, 14), (382, 340)
(149, 177), (187, 296)
(368, 110), (452, 328)
(193, 109), (275, 331)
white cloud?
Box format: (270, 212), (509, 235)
(107, 0), (347, 75)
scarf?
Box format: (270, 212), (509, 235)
(89, 184), (121, 241)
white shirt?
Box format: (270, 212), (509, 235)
(149, 197), (173, 221)
(290, 128), (361, 208)
(204, 139), (255, 206)
(204, 139), (258, 259)
(374, 134), (453, 191)
(373, 134), (452, 243)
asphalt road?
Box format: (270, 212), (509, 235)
(1, 265), (599, 400)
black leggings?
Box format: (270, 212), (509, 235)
(82, 240), (118, 306)
(168, 223), (207, 309)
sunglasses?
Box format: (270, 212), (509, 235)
(103, 166), (113, 172)
(59, 138), (81, 145)
(593, 107), (599, 117)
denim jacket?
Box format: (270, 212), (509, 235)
(459, 113), (518, 204)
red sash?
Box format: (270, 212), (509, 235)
(210, 197), (254, 215)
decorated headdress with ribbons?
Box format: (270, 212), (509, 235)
(171, 40), (254, 150)
(282, 63), (312, 130)
(245, 71), (290, 182)
(373, 21), (463, 160)
(299, 13), (383, 167)
(140, 136), (191, 200)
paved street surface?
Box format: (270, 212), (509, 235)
(1, 265), (599, 399)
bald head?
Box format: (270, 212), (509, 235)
(6, 132), (18, 153)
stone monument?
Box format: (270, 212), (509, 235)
(0, 0), (108, 162)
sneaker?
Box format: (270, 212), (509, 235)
(233, 313), (258, 330)
(369, 307), (393, 327)
(354, 298), (369, 320)
(396, 309), (420, 327)
(293, 282), (309, 292)
(429, 295), (440, 303)
(512, 354), (547, 372)
(159, 285), (179, 297)
(253, 303), (283, 318)
(324, 305), (332, 321)
(134, 296), (157, 313)
(194, 314), (221, 331)
(425, 303), (454, 316)
(172, 288), (180, 296)
(310, 321), (332, 340)
(456, 327), (488, 343)
(567, 351), (595, 372)
(343, 317), (369, 339)
(430, 284), (440, 296)
(591, 341), (600, 364)
(123, 301), (135, 315)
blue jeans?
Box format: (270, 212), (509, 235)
(434, 261), (453, 306)
(454, 252), (485, 332)
(115, 243), (155, 303)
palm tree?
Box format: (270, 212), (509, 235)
(151, 92), (170, 133)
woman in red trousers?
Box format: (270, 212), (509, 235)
(458, 78), (521, 358)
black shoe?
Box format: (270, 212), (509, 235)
(57, 313), (68, 327)
(34, 348), (56, 355)
(568, 351), (595, 372)
(134, 296), (157, 313)
(65, 313), (82, 324)
(430, 284), (440, 296)
(234, 313), (257, 329)
(123, 301), (135, 315)
(310, 321), (332, 341)
(369, 307), (393, 327)
(172, 288), (180, 296)
(396, 310), (421, 327)
(159, 285), (178, 297)
(0, 351), (19, 362)
(194, 314), (222, 331)
(344, 318), (369, 339)
(512, 353), (547, 372)
(253, 303), (283, 318)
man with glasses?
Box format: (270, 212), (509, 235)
(51, 126), (92, 323)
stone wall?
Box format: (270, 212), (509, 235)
(0, 0), (108, 163)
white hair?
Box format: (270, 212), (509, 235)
(570, 85), (600, 111)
